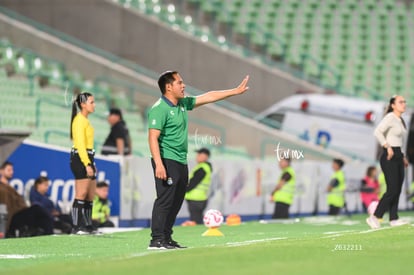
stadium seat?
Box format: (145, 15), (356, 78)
(0, 38), (248, 158)
(118, 0), (414, 103)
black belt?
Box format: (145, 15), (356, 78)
(71, 148), (95, 154)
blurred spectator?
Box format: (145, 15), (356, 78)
(271, 158), (296, 219)
(0, 161), (14, 186)
(360, 166), (380, 213)
(0, 161), (53, 237)
(184, 148), (212, 224)
(326, 159), (346, 216)
(101, 108), (132, 156)
(92, 181), (114, 228)
(30, 176), (72, 234)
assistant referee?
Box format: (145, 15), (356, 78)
(147, 71), (249, 250)
(70, 92), (98, 234)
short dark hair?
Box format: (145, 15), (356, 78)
(283, 157), (291, 164)
(157, 71), (178, 95)
(109, 108), (123, 120)
(195, 147), (211, 157)
(366, 166), (376, 177)
(96, 181), (109, 188)
(333, 158), (344, 168)
(1, 161), (13, 169)
(34, 176), (49, 188)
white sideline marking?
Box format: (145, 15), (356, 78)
(125, 252), (152, 258)
(125, 248), (183, 259)
(97, 227), (144, 234)
(259, 219), (300, 224)
(0, 254), (36, 259)
(323, 230), (356, 235)
(226, 237), (287, 247)
(321, 234), (344, 238)
(0, 253), (85, 259)
(301, 216), (362, 226)
(359, 226), (395, 234)
(341, 221), (360, 226)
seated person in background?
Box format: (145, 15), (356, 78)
(0, 161), (53, 237)
(92, 181), (114, 228)
(30, 176), (72, 234)
(360, 166), (380, 214)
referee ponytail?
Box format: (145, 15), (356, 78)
(70, 92), (93, 139)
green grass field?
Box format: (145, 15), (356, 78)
(1, 213), (413, 275)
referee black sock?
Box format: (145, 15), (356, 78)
(84, 200), (93, 227)
(72, 199), (86, 228)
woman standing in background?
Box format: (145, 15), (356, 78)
(367, 95), (409, 229)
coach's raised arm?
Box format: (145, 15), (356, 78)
(194, 75), (249, 108)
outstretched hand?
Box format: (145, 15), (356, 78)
(235, 75), (249, 95)
(194, 75), (250, 108)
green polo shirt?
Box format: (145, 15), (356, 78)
(148, 95), (196, 164)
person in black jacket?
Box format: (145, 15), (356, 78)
(30, 176), (72, 234)
(101, 108), (132, 156)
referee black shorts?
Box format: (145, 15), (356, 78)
(70, 148), (96, 180)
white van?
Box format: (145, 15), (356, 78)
(256, 93), (414, 163)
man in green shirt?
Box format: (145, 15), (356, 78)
(147, 71), (249, 250)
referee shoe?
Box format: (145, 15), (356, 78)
(147, 240), (176, 250)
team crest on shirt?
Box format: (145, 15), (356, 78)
(170, 110), (175, 116)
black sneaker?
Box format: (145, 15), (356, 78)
(71, 227), (89, 235)
(167, 239), (187, 249)
(148, 240), (176, 250)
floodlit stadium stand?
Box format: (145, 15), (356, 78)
(116, 0), (414, 102)
(0, 1), (376, 161)
(0, 38), (153, 156)
(0, 38), (254, 158)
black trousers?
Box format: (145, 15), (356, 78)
(186, 200), (207, 224)
(7, 205), (54, 237)
(328, 205), (341, 216)
(374, 147), (405, 221)
(272, 202), (290, 219)
(150, 158), (188, 241)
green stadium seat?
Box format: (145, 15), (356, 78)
(111, 0), (414, 105)
(0, 38), (246, 158)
